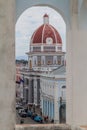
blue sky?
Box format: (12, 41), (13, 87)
(15, 6), (66, 60)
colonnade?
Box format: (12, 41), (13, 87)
(42, 99), (54, 120)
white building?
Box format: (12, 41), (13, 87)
(1, 1), (87, 129)
(20, 14), (66, 108)
(26, 14), (65, 72)
(16, 14), (66, 123)
(40, 65), (66, 123)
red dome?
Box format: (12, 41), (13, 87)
(31, 24), (62, 44)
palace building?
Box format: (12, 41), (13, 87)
(18, 14), (66, 123)
(26, 14), (65, 71)
(2, 0), (87, 129)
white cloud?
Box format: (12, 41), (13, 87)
(16, 6), (66, 59)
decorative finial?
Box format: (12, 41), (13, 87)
(43, 14), (49, 24)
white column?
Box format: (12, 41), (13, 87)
(34, 77), (37, 105)
(47, 100), (48, 116)
(28, 78), (32, 103)
(66, 28), (73, 125)
(54, 81), (59, 123)
(0, 0), (15, 130)
(51, 101), (53, 119)
(56, 46), (58, 52)
(66, 11), (87, 125)
(41, 45), (43, 52)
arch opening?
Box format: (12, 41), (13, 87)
(15, 5), (66, 124)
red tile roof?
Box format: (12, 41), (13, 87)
(31, 24), (62, 44)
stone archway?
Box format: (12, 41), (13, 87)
(1, 0), (87, 130)
(0, 1), (68, 129)
(15, 6), (66, 124)
(16, 0), (70, 26)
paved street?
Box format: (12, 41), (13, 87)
(16, 111), (38, 124)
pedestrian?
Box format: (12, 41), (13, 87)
(46, 116), (48, 122)
(51, 119), (54, 123)
(40, 111), (42, 116)
(44, 116), (46, 122)
(20, 119), (24, 124)
(25, 107), (28, 113)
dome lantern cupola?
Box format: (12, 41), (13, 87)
(30, 14), (62, 44)
(43, 14), (49, 24)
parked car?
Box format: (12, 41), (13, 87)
(34, 115), (43, 123)
(27, 111), (33, 117)
(24, 108), (28, 113)
(19, 111), (27, 118)
(31, 113), (37, 119)
(16, 105), (24, 110)
(18, 109), (25, 114)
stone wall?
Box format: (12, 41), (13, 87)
(15, 124), (86, 130)
(15, 124), (71, 130)
(0, 0), (15, 130)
